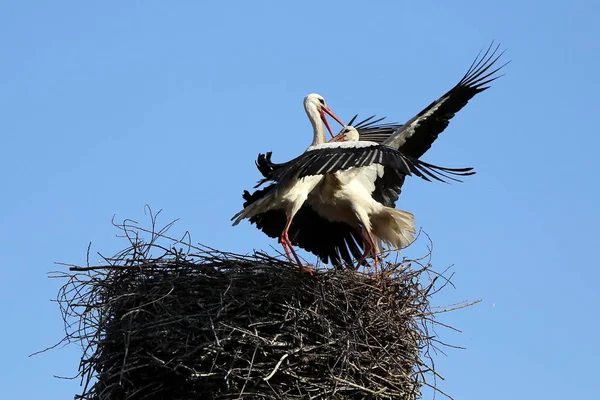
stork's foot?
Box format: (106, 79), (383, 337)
(354, 255), (382, 275)
(298, 264), (314, 276)
(373, 254), (381, 275)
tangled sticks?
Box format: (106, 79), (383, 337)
(52, 211), (477, 399)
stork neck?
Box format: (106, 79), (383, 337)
(306, 105), (326, 146)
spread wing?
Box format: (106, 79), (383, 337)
(383, 42), (508, 157)
(269, 142), (474, 187)
(253, 114), (402, 186)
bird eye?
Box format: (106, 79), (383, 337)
(344, 128), (350, 133)
(318, 98), (325, 105)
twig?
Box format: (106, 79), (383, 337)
(263, 354), (289, 381)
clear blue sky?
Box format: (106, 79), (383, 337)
(1, 1), (598, 399)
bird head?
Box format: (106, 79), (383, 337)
(304, 93), (345, 138)
(330, 126), (360, 142)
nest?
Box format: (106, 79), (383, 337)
(52, 210), (476, 400)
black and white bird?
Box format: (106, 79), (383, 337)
(238, 43), (507, 269)
(231, 93), (344, 271)
(242, 124), (473, 272)
(305, 125), (417, 272)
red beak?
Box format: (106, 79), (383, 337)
(330, 132), (347, 142)
(320, 106), (345, 139)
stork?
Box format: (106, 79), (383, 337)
(242, 43), (507, 268)
(231, 93), (345, 271)
(309, 126), (416, 272)
(254, 125), (474, 273)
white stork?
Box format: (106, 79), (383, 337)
(255, 125), (473, 273)
(307, 126), (416, 272)
(231, 93), (344, 271)
(240, 43), (507, 269)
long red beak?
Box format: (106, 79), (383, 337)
(330, 132), (347, 142)
(320, 106), (345, 139)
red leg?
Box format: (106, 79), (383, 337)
(280, 237), (295, 264)
(281, 229), (303, 267)
(354, 228), (372, 269)
(364, 229), (381, 275)
(280, 217), (313, 274)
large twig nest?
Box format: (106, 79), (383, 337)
(51, 209), (476, 400)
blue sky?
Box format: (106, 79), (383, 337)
(1, 1), (598, 399)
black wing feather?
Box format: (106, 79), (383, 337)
(352, 114), (403, 144)
(383, 42), (508, 158)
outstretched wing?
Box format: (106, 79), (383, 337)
(383, 42), (508, 158)
(253, 114), (402, 187)
(269, 142), (474, 186)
